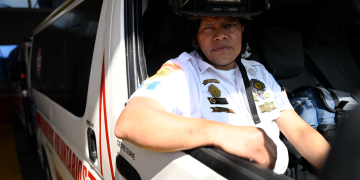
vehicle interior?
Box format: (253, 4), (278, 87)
(119, 0), (360, 179)
(142, 0), (360, 94)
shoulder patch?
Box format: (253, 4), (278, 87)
(148, 62), (181, 79)
(146, 81), (161, 90)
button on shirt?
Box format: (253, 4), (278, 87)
(130, 50), (294, 174)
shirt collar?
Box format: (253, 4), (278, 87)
(190, 50), (257, 76)
(193, 52), (214, 73)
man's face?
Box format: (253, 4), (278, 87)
(197, 16), (245, 70)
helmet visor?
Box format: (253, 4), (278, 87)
(171, 0), (270, 20)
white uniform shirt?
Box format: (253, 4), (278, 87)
(130, 51), (294, 174)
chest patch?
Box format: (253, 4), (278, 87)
(250, 79), (266, 94)
(208, 84), (221, 98)
(211, 107), (235, 114)
(259, 102), (277, 113)
(208, 97), (228, 104)
(203, 79), (220, 85)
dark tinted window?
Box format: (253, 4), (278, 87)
(31, 0), (103, 116)
(27, 47), (31, 60)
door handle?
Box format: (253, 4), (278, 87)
(87, 128), (98, 163)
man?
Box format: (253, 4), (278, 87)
(114, 1), (330, 177)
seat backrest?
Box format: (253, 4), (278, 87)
(321, 103), (360, 180)
(143, 2), (194, 76)
(249, 27), (320, 91)
(303, 0), (360, 93)
(304, 45), (360, 93)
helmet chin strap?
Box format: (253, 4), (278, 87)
(191, 40), (240, 68)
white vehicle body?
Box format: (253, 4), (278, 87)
(29, 0), (236, 180)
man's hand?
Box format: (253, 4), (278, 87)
(115, 97), (277, 169)
(211, 126), (277, 169)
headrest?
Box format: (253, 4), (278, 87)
(303, 0), (350, 47)
(253, 28), (304, 80)
(143, 6), (193, 59)
(143, 4), (194, 75)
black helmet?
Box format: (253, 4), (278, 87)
(170, 0), (270, 20)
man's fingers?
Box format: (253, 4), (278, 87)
(216, 126), (277, 170)
(257, 128), (277, 169)
(254, 146), (276, 169)
(243, 141), (276, 169)
(265, 137), (277, 169)
(250, 149), (273, 168)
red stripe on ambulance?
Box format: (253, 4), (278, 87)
(99, 63), (103, 175)
(37, 113), (98, 180)
(35, 51), (118, 180)
(99, 50), (115, 180)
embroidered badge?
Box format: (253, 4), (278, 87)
(146, 82), (161, 90)
(148, 62), (181, 79)
(258, 94), (266, 100)
(207, 97), (228, 104)
(259, 102), (277, 113)
(208, 84), (221, 98)
(203, 79), (220, 85)
(250, 79), (266, 94)
(264, 92), (270, 99)
(211, 107), (235, 114)
(253, 95), (259, 102)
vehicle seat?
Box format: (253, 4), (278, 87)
(344, 17), (360, 68)
(248, 27), (320, 92)
(143, 2), (194, 76)
(302, 0), (360, 93)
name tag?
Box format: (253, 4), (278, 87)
(208, 97), (229, 104)
(210, 107), (235, 114)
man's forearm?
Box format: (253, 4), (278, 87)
(292, 123), (330, 169)
(114, 97), (222, 152)
(276, 110), (330, 170)
(115, 97), (278, 168)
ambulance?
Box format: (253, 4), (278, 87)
(28, 0), (360, 179)
(8, 40), (34, 137)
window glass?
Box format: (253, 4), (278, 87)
(0, 45), (18, 80)
(31, 0), (66, 9)
(30, 0), (103, 116)
(0, 0), (28, 8)
(30, 0), (37, 8)
(27, 47), (31, 61)
(0, 45), (18, 58)
(0, 0), (66, 8)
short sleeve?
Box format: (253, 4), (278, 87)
(265, 71), (293, 112)
(129, 61), (190, 115)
